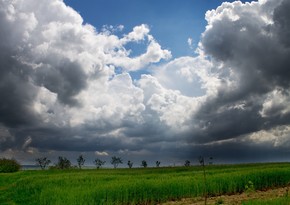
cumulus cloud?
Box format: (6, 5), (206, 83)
(189, 0), (290, 146)
(0, 0), (171, 153)
(1, 0), (290, 164)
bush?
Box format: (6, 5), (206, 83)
(0, 158), (21, 173)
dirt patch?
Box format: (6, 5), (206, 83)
(160, 186), (290, 205)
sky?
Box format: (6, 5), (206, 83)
(1, 0), (290, 167)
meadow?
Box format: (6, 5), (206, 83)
(1, 163), (290, 205)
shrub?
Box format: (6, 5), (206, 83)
(0, 158), (21, 173)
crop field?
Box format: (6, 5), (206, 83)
(1, 163), (290, 205)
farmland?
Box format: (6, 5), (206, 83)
(1, 163), (290, 204)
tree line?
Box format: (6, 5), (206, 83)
(35, 155), (195, 170)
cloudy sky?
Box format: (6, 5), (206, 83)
(1, 0), (290, 166)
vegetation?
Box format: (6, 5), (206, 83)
(243, 196), (290, 205)
(141, 160), (147, 168)
(94, 158), (106, 169)
(76, 155), (85, 169)
(184, 160), (190, 167)
(127, 160), (133, 168)
(1, 163), (290, 204)
(51, 156), (72, 169)
(0, 158), (21, 173)
(35, 157), (51, 170)
(156, 161), (161, 167)
(110, 156), (122, 168)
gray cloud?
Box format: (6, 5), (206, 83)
(34, 59), (87, 106)
(2, 0), (290, 165)
(192, 0), (290, 144)
(274, 0), (290, 48)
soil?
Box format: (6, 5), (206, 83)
(160, 186), (290, 205)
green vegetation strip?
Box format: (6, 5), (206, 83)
(242, 196), (290, 205)
(1, 163), (290, 205)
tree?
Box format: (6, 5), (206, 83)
(0, 158), (21, 173)
(111, 156), (122, 168)
(77, 155), (85, 169)
(35, 157), (51, 170)
(198, 156), (204, 166)
(184, 160), (190, 167)
(209, 156), (213, 165)
(141, 160), (147, 168)
(94, 158), (106, 169)
(56, 156), (71, 169)
(156, 161), (161, 167)
(127, 160), (133, 168)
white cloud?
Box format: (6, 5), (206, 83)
(152, 56), (219, 97)
(247, 125), (290, 148)
(95, 151), (109, 156)
(138, 74), (199, 131)
(121, 24), (150, 43)
(2, 0), (290, 164)
(260, 88), (290, 118)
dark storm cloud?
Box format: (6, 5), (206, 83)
(0, 0), (94, 154)
(0, 0), (88, 130)
(274, 0), (290, 48)
(2, 0), (290, 165)
(189, 140), (290, 164)
(0, 10), (39, 127)
(34, 59), (87, 106)
(192, 100), (263, 143)
(191, 0), (290, 144)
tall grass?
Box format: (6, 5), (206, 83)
(1, 163), (290, 204)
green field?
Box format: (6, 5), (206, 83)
(1, 163), (290, 205)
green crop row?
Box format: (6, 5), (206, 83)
(1, 163), (290, 205)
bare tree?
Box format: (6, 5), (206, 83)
(156, 161), (161, 167)
(35, 157), (51, 170)
(127, 160), (133, 168)
(111, 156), (123, 168)
(77, 155), (85, 169)
(184, 160), (190, 167)
(94, 158), (106, 169)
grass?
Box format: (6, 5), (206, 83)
(1, 163), (290, 204)
(242, 196), (290, 205)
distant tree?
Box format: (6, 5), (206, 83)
(35, 157), (51, 170)
(0, 158), (21, 173)
(209, 156), (213, 165)
(156, 161), (161, 167)
(198, 156), (204, 166)
(55, 156), (71, 169)
(94, 158), (106, 169)
(141, 160), (147, 168)
(77, 155), (85, 169)
(127, 160), (133, 168)
(111, 156), (123, 168)
(184, 160), (190, 167)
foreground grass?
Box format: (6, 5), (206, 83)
(1, 163), (290, 205)
(243, 196), (290, 205)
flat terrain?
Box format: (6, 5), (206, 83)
(1, 163), (290, 204)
